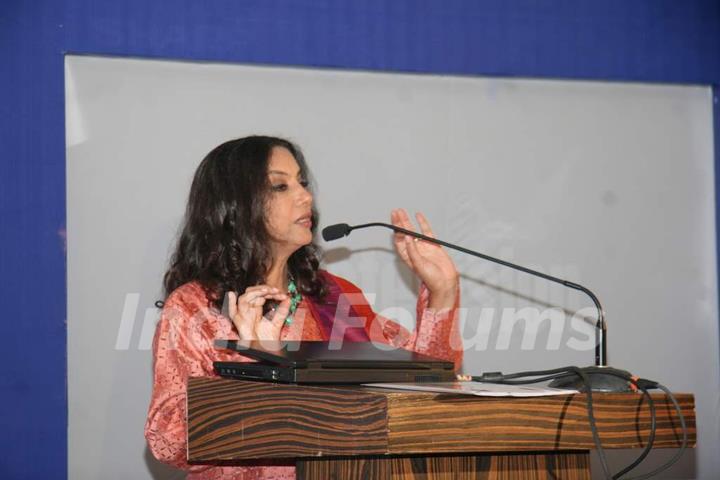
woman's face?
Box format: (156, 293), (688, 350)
(265, 147), (314, 256)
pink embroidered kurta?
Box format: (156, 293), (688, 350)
(145, 270), (462, 479)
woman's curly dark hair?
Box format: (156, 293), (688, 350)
(163, 135), (326, 309)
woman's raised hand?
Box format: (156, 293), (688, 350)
(227, 286), (291, 341)
(391, 208), (459, 310)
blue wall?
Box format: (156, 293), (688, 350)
(1, 1), (719, 477)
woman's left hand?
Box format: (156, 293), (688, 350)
(391, 209), (459, 310)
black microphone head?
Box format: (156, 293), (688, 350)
(322, 223), (351, 241)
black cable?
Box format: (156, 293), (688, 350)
(573, 367), (614, 480)
(485, 372), (577, 385)
(476, 366), (580, 381)
(471, 367), (613, 479)
(476, 366), (634, 384)
(620, 384), (688, 480)
(465, 368), (688, 480)
(613, 386), (656, 479)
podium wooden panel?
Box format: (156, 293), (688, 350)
(187, 377), (695, 479)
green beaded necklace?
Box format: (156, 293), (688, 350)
(285, 278), (302, 325)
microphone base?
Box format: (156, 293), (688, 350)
(549, 366), (634, 393)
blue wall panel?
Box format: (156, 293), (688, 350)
(57, 0), (720, 82)
(1, 1), (68, 478)
(1, 0), (719, 477)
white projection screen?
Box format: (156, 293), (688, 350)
(65, 56), (719, 479)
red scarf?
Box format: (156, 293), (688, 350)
(304, 271), (373, 343)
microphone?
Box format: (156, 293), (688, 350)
(322, 221), (631, 392)
(321, 223), (352, 241)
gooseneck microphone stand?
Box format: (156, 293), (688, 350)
(322, 221), (631, 392)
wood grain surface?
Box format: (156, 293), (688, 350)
(296, 452), (590, 480)
(187, 378), (695, 463)
(187, 378), (387, 461)
(383, 390), (695, 454)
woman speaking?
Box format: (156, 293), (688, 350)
(145, 135), (462, 479)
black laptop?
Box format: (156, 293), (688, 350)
(213, 340), (455, 384)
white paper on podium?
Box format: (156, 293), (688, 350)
(363, 381), (578, 397)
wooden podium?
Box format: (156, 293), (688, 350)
(187, 378), (695, 479)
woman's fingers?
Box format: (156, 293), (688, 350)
(249, 293), (288, 307)
(391, 209), (404, 235)
(415, 211), (436, 239)
(230, 285), (288, 314)
(240, 286), (286, 306)
(229, 286), (286, 321)
(404, 235), (420, 269)
(240, 287), (269, 306)
(243, 285), (278, 297)
(269, 298), (292, 329)
(227, 291), (238, 318)
(394, 208), (415, 234)
(227, 285), (290, 341)
(391, 210), (410, 261)
(249, 296), (268, 308)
